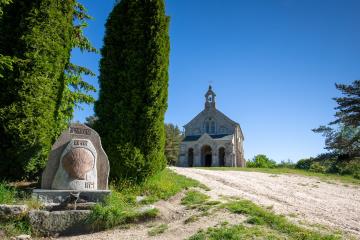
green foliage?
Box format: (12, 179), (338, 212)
(313, 125), (360, 157)
(277, 159), (296, 169)
(295, 158), (313, 170)
(95, 0), (170, 183)
(247, 154), (276, 168)
(0, 0), (95, 180)
(309, 162), (327, 173)
(333, 80), (360, 127)
(0, 220), (32, 239)
(88, 169), (200, 230)
(87, 189), (159, 230)
(0, 182), (16, 204)
(165, 123), (182, 165)
(313, 80), (360, 157)
(181, 190), (209, 207)
(222, 200), (340, 240)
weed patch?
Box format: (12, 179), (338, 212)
(222, 200), (340, 240)
(0, 182), (16, 204)
(88, 169), (201, 230)
(181, 190), (209, 207)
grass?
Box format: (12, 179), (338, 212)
(0, 182), (17, 204)
(198, 167), (360, 185)
(0, 220), (32, 240)
(219, 200), (341, 240)
(88, 168), (204, 230)
(148, 223), (168, 236)
(189, 224), (286, 240)
(181, 190), (210, 206)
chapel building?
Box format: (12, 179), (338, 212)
(178, 86), (246, 167)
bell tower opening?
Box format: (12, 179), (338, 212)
(205, 85), (216, 109)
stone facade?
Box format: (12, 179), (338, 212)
(178, 86), (245, 167)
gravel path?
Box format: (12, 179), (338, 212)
(171, 167), (360, 238)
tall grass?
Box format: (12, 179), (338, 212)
(88, 168), (202, 230)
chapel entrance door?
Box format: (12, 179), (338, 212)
(201, 145), (212, 167)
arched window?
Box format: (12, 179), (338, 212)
(211, 122), (215, 133)
(205, 122), (210, 133)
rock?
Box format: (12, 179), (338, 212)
(29, 210), (92, 236)
(0, 204), (28, 220)
(136, 196), (146, 203)
(138, 205), (156, 214)
(15, 235), (31, 240)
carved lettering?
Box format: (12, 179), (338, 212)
(70, 127), (91, 135)
(74, 140), (88, 146)
(85, 182), (95, 189)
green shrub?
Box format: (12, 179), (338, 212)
(295, 158), (313, 170)
(276, 160), (295, 169)
(309, 162), (327, 173)
(247, 155), (276, 168)
(336, 158), (360, 176)
(0, 182), (16, 204)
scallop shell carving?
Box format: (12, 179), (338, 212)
(62, 148), (94, 180)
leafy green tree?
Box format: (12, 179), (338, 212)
(95, 0), (170, 183)
(165, 123), (182, 165)
(0, 0), (95, 180)
(247, 154), (276, 168)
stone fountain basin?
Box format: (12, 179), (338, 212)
(32, 189), (111, 204)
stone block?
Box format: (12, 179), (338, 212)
(0, 204), (28, 220)
(29, 210), (92, 236)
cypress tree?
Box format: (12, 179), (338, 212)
(0, 0), (95, 180)
(95, 0), (170, 182)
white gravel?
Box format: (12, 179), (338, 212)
(172, 167), (360, 238)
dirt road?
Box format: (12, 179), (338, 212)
(60, 168), (360, 239)
(172, 167), (360, 237)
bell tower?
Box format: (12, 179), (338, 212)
(205, 85), (216, 109)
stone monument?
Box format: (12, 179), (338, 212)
(33, 123), (110, 204)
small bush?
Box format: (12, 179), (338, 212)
(247, 155), (276, 168)
(295, 158), (313, 170)
(0, 182), (16, 204)
(277, 160), (296, 169)
(309, 162), (327, 173)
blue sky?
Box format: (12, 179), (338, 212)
(72, 0), (360, 162)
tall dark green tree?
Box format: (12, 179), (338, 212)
(95, 0), (170, 182)
(0, 0), (95, 180)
